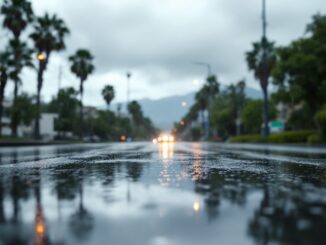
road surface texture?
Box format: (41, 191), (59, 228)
(0, 142), (325, 245)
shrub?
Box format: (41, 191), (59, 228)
(268, 130), (316, 143)
(316, 105), (326, 140)
(229, 135), (267, 143)
(307, 133), (322, 144)
(229, 130), (318, 143)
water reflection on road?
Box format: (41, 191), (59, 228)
(0, 142), (325, 245)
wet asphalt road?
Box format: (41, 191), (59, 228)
(0, 142), (325, 245)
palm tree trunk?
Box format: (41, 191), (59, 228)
(34, 62), (44, 140)
(0, 79), (6, 137)
(11, 36), (21, 138)
(34, 86), (41, 139)
(262, 87), (270, 137)
(11, 80), (19, 137)
(79, 80), (84, 140)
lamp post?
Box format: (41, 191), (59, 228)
(35, 53), (47, 139)
(193, 61), (213, 141)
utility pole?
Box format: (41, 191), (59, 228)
(57, 65), (62, 138)
(58, 65), (62, 93)
(262, 0), (270, 137)
(126, 72), (131, 113)
(262, 0), (267, 39)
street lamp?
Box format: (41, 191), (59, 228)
(192, 79), (200, 86)
(37, 53), (46, 61)
(192, 61), (212, 77)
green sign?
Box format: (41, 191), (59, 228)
(270, 121), (285, 129)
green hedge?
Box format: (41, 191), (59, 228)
(229, 130), (317, 144)
(268, 130), (315, 143)
(229, 135), (267, 143)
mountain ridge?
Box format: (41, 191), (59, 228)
(111, 87), (262, 130)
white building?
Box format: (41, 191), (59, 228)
(1, 100), (58, 140)
(39, 113), (58, 140)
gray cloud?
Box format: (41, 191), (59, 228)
(2, 0), (326, 105)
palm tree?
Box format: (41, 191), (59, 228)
(246, 37), (276, 136)
(1, 0), (34, 137)
(127, 101), (143, 137)
(7, 40), (34, 137)
(102, 85), (115, 109)
(69, 49), (95, 139)
(30, 13), (69, 139)
(195, 75), (219, 124)
(206, 75), (220, 102)
(195, 85), (210, 125)
(1, 0), (34, 41)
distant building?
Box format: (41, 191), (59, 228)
(1, 100), (58, 140)
(39, 113), (58, 140)
(83, 106), (98, 118)
(272, 101), (306, 133)
(276, 101), (305, 123)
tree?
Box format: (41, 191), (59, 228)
(195, 85), (210, 124)
(69, 49), (95, 139)
(209, 94), (234, 139)
(227, 82), (246, 120)
(241, 100), (263, 134)
(241, 99), (276, 134)
(246, 37), (276, 137)
(93, 110), (116, 140)
(1, 0), (34, 137)
(206, 75), (220, 101)
(273, 14), (326, 118)
(47, 87), (79, 137)
(13, 93), (36, 128)
(127, 100), (155, 139)
(1, 0), (33, 40)
(127, 100), (143, 131)
(7, 40), (34, 137)
(195, 75), (220, 124)
(101, 85), (115, 109)
(208, 81), (247, 138)
(30, 13), (69, 139)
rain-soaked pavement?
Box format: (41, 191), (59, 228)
(0, 142), (325, 245)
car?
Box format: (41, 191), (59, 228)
(153, 134), (175, 143)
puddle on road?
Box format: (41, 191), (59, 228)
(0, 142), (325, 245)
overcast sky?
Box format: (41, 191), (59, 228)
(1, 0), (326, 107)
